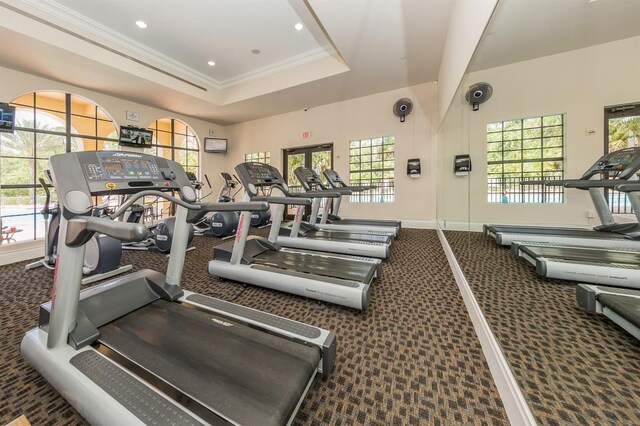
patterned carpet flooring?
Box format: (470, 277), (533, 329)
(445, 231), (640, 426)
(0, 229), (508, 425)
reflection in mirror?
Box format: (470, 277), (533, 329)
(441, 0), (640, 424)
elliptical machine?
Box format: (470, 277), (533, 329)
(192, 172), (240, 238)
(25, 178), (132, 284)
(121, 201), (194, 253)
(226, 173), (271, 227)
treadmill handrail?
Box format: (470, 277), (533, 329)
(301, 190), (342, 198)
(66, 216), (149, 246)
(252, 196), (311, 206)
(563, 179), (622, 189)
(615, 183), (640, 193)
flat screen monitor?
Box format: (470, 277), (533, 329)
(119, 126), (153, 147)
(204, 138), (228, 153)
(0, 103), (16, 133)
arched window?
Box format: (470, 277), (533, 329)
(140, 118), (200, 221)
(0, 91), (117, 244)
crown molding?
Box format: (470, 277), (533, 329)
(219, 45), (337, 89)
(19, 0), (337, 93)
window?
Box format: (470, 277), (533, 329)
(244, 151), (270, 163)
(605, 102), (640, 214)
(349, 136), (395, 202)
(486, 114), (564, 203)
(1, 91), (117, 244)
(142, 118), (200, 220)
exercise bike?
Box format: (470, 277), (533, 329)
(25, 178), (132, 285)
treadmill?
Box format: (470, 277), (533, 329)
(577, 285), (640, 341)
(22, 151), (336, 426)
(576, 182), (640, 341)
(290, 167), (395, 239)
(322, 169), (401, 236)
(275, 169), (392, 259)
(484, 147), (640, 249)
(209, 162), (381, 310)
(512, 242), (640, 288)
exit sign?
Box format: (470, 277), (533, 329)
(302, 131), (311, 139)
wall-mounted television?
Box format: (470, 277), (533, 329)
(204, 138), (228, 153)
(0, 103), (16, 133)
(119, 125), (153, 147)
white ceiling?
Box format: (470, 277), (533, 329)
(469, 0), (640, 72)
(1, 0), (638, 125)
(0, 0), (454, 124)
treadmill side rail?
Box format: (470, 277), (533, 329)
(181, 290), (337, 375)
(21, 329), (206, 426)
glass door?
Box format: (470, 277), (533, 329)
(283, 144), (333, 218)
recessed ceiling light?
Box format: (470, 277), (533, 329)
(207, 60), (216, 67)
(294, 22), (304, 31)
(135, 20), (147, 29)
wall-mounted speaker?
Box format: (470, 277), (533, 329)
(393, 98), (413, 122)
(465, 82), (493, 111)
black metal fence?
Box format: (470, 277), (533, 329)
(348, 179), (395, 203)
(608, 190), (634, 214)
(487, 175), (564, 203)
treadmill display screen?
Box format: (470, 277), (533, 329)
(246, 163), (276, 181)
(86, 152), (163, 181)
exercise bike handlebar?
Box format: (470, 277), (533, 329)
(204, 174), (212, 189)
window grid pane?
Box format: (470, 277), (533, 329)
(486, 114), (564, 203)
(244, 151), (271, 164)
(349, 136), (395, 203)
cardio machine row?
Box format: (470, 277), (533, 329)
(484, 146), (640, 342)
(207, 161), (400, 311)
(22, 151), (338, 426)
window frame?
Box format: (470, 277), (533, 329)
(603, 102), (640, 214)
(244, 151), (271, 164)
(348, 135), (395, 203)
(486, 114), (565, 204)
(1, 92), (117, 242)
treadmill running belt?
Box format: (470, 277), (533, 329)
(309, 230), (391, 243)
(98, 300), (320, 426)
(522, 246), (640, 265)
(599, 293), (640, 329)
(256, 250), (375, 283)
(331, 218), (399, 227)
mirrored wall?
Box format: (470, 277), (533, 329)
(438, 0), (640, 423)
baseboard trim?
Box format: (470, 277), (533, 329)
(401, 220), (437, 229)
(0, 245), (42, 266)
(437, 220), (484, 232)
(437, 228), (537, 426)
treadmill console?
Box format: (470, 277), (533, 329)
(47, 151), (194, 214)
(583, 147), (640, 180)
(323, 170), (346, 188)
(294, 167), (325, 191)
(235, 162), (286, 193)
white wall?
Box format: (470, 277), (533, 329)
(0, 65), (235, 190)
(437, 0), (498, 126)
(437, 35), (640, 228)
(225, 82), (439, 222)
